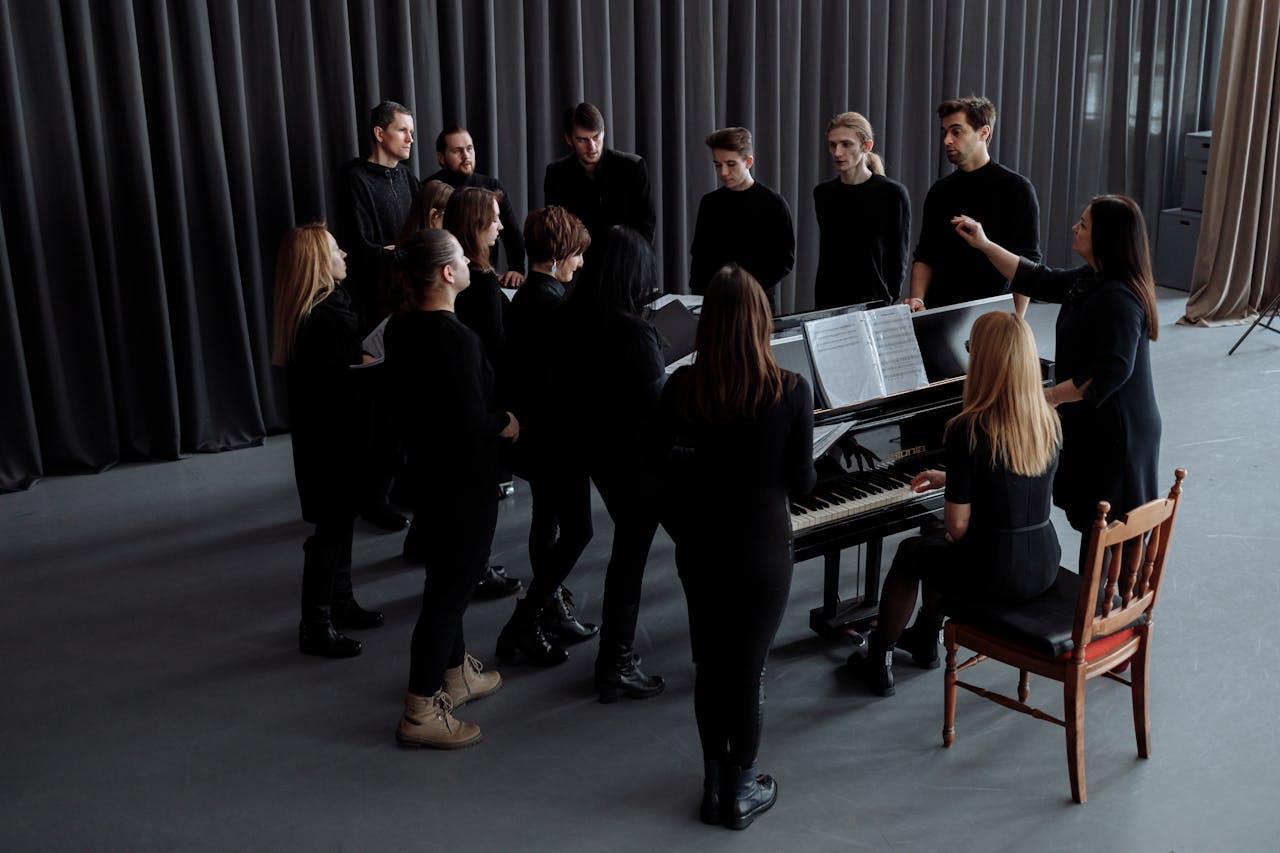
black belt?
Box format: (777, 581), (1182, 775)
(995, 519), (1052, 535)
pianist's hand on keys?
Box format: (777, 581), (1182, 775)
(910, 469), (946, 493)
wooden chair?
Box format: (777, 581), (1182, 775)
(941, 469), (1187, 803)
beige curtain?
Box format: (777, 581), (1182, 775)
(1181, 2), (1280, 326)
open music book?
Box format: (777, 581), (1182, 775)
(802, 304), (929, 409)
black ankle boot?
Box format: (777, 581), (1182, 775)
(540, 585), (599, 644)
(474, 564), (523, 599)
(331, 567), (384, 630)
(700, 759), (723, 825)
(299, 608), (362, 658)
(720, 763), (777, 830)
(847, 630), (895, 696)
(331, 599), (384, 630)
(495, 599), (569, 667)
(897, 621), (941, 669)
(594, 644), (664, 703)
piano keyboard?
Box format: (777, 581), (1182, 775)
(790, 466), (943, 533)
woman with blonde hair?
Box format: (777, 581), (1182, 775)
(660, 264), (816, 829)
(813, 111), (910, 309)
(849, 311), (1062, 696)
(271, 223), (382, 658)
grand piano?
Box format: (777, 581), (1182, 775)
(773, 295), (1053, 639)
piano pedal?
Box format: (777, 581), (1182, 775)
(844, 629), (869, 658)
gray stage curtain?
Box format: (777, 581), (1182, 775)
(1180, 1), (1280, 327)
(0, 0), (1224, 492)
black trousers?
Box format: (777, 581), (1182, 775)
(677, 537), (792, 768)
(406, 491), (498, 696)
(301, 515), (355, 613)
(589, 460), (662, 647)
(523, 460), (594, 609)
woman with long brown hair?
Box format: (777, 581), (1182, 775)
(952, 194), (1161, 560)
(397, 179), (454, 245)
(444, 185), (507, 364)
(383, 228), (519, 749)
(849, 311), (1062, 696)
(660, 265), (816, 830)
(271, 223), (382, 658)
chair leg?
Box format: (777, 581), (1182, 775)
(1064, 668), (1086, 803)
(942, 625), (958, 747)
(1132, 632), (1152, 759)
(1018, 669), (1030, 704)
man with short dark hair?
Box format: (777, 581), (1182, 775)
(905, 97), (1039, 313)
(543, 102), (656, 273)
(337, 100), (420, 331)
(336, 100), (419, 534)
(688, 127), (795, 310)
(425, 126), (526, 288)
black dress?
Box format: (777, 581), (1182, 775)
(1012, 260), (1161, 530)
(659, 368), (816, 768)
(384, 309), (512, 695)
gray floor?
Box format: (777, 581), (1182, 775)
(3, 290), (1278, 852)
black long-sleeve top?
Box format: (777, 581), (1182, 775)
(286, 286), (363, 523)
(913, 161), (1040, 307)
(689, 182), (795, 297)
(501, 271), (564, 425)
(454, 267), (506, 367)
(425, 168), (526, 275)
(544, 148), (656, 276)
(812, 174), (911, 309)
(1012, 259), (1161, 531)
(556, 302), (666, 467)
(336, 158), (420, 330)
(383, 310), (511, 500)
(659, 369), (816, 562)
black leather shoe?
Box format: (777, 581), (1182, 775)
(494, 620), (569, 667)
(897, 622), (941, 669)
(847, 633), (895, 696)
(361, 503), (408, 532)
(595, 646), (664, 703)
(474, 564), (522, 599)
(299, 612), (362, 658)
(540, 586), (599, 644)
(331, 600), (384, 630)
(721, 764), (777, 830)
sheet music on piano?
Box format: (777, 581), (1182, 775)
(803, 304), (929, 409)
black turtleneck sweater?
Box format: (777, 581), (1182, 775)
(689, 182), (795, 297)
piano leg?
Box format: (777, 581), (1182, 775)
(808, 541), (884, 640)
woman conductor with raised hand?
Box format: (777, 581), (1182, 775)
(952, 194), (1161, 562)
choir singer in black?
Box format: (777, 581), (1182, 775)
(660, 265), (816, 830)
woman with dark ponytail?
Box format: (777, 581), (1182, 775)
(383, 228), (519, 749)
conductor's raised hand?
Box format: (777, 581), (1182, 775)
(500, 412), (520, 441)
(951, 215), (990, 250)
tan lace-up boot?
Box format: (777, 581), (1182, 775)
(395, 689), (481, 749)
(442, 653), (502, 707)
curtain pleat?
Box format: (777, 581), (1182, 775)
(0, 0), (1225, 492)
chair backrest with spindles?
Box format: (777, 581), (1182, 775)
(1071, 469), (1186, 658)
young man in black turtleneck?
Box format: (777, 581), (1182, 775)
(425, 126), (526, 288)
(905, 97), (1040, 315)
(688, 127), (795, 313)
